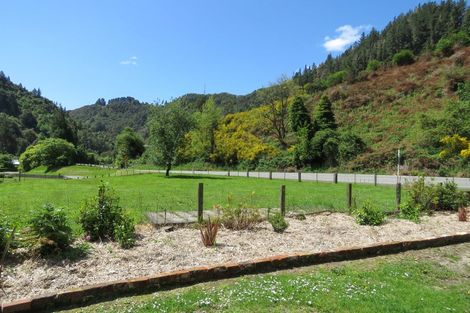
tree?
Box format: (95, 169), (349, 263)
(261, 80), (292, 149)
(289, 96), (311, 134)
(148, 104), (192, 176)
(19, 138), (77, 171)
(114, 127), (145, 168)
(0, 113), (22, 154)
(293, 126), (314, 169)
(312, 96), (336, 133)
(188, 97), (222, 161)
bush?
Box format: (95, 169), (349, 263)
(435, 31), (470, 56)
(19, 138), (77, 171)
(79, 182), (136, 248)
(268, 212), (289, 233)
(29, 204), (73, 254)
(354, 201), (385, 226)
(399, 201), (421, 223)
(0, 215), (15, 253)
(408, 177), (468, 212)
(325, 71), (346, 87)
(218, 193), (262, 230)
(0, 154), (15, 171)
(114, 214), (136, 249)
(392, 49), (415, 66)
(366, 60), (381, 72)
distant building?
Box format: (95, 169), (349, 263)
(12, 159), (20, 167)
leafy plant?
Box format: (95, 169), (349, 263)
(392, 49), (415, 66)
(399, 201), (421, 223)
(79, 182), (136, 248)
(354, 201), (385, 226)
(114, 214), (136, 249)
(29, 204), (73, 255)
(200, 217), (219, 247)
(268, 212), (289, 233)
(0, 225), (15, 295)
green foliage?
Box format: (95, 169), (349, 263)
(19, 138), (77, 171)
(311, 129), (339, 166)
(268, 212), (289, 233)
(114, 127), (145, 168)
(435, 31), (470, 56)
(289, 96), (311, 135)
(338, 132), (366, 164)
(392, 49), (415, 66)
(113, 213), (136, 249)
(79, 182), (135, 248)
(399, 201), (421, 223)
(0, 214), (14, 252)
(325, 71), (346, 87)
(408, 177), (468, 212)
(29, 204), (73, 254)
(354, 200), (385, 226)
(293, 126), (314, 169)
(312, 96), (336, 132)
(148, 104), (193, 175)
(0, 113), (22, 154)
(366, 60), (381, 72)
(0, 153), (15, 171)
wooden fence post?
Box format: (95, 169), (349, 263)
(198, 183), (204, 223)
(396, 183), (402, 208)
(269, 171), (272, 180)
(18, 170), (21, 182)
(280, 185), (286, 216)
(347, 183), (352, 209)
(316, 172), (318, 183)
(298, 172), (301, 182)
(228, 170), (230, 177)
(334, 173), (338, 184)
(374, 173), (377, 186)
(246, 170), (249, 178)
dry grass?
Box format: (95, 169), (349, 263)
(458, 207), (467, 222)
(200, 218), (219, 247)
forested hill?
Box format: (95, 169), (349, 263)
(0, 71), (78, 155)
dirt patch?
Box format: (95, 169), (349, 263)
(1, 212), (469, 303)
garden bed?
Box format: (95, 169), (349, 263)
(1, 211), (469, 303)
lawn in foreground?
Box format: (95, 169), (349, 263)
(63, 245), (470, 313)
(0, 171), (400, 230)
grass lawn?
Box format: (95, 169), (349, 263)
(0, 168), (402, 231)
(62, 244), (470, 313)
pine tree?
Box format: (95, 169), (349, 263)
(289, 97), (311, 133)
(312, 96), (336, 133)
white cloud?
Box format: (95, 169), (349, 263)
(323, 25), (370, 52)
(120, 56), (138, 65)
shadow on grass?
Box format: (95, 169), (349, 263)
(163, 175), (228, 180)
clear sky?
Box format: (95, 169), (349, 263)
(0, 0), (429, 109)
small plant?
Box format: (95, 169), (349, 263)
(79, 182), (136, 248)
(114, 214), (136, 249)
(268, 213), (289, 233)
(354, 201), (385, 226)
(219, 192), (262, 230)
(200, 218), (219, 247)
(399, 201), (421, 223)
(1, 226), (15, 295)
(29, 204), (73, 255)
(392, 49), (415, 66)
(458, 207), (467, 222)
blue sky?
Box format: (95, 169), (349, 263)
(1, 0), (428, 109)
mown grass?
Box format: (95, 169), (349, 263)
(63, 258), (470, 313)
(0, 170), (401, 232)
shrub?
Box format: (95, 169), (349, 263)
(114, 214), (136, 249)
(0, 215), (15, 254)
(392, 49), (415, 66)
(366, 60), (381, 72)
(435, 31), (470, 56)
(325, 71), (346, 87)
(354, 201), (385, 226)
(218, 193), (262, 230)
(0, 154), (15, 171)
(268, 212), (289, 233)
(200, 217), (219, 247)
(29, 204), (73, 254)
(399, 201), (421, 223)
(408, 177), (468, 212)
(79, 182), (136, 248)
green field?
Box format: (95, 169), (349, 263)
(1, 166), (402, 231)
(63, 244), (470, 313)
(27, 165), (121, 177)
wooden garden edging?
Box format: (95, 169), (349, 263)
(2, 232), (470, 313)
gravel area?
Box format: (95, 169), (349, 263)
(1, 212), (469, 303)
